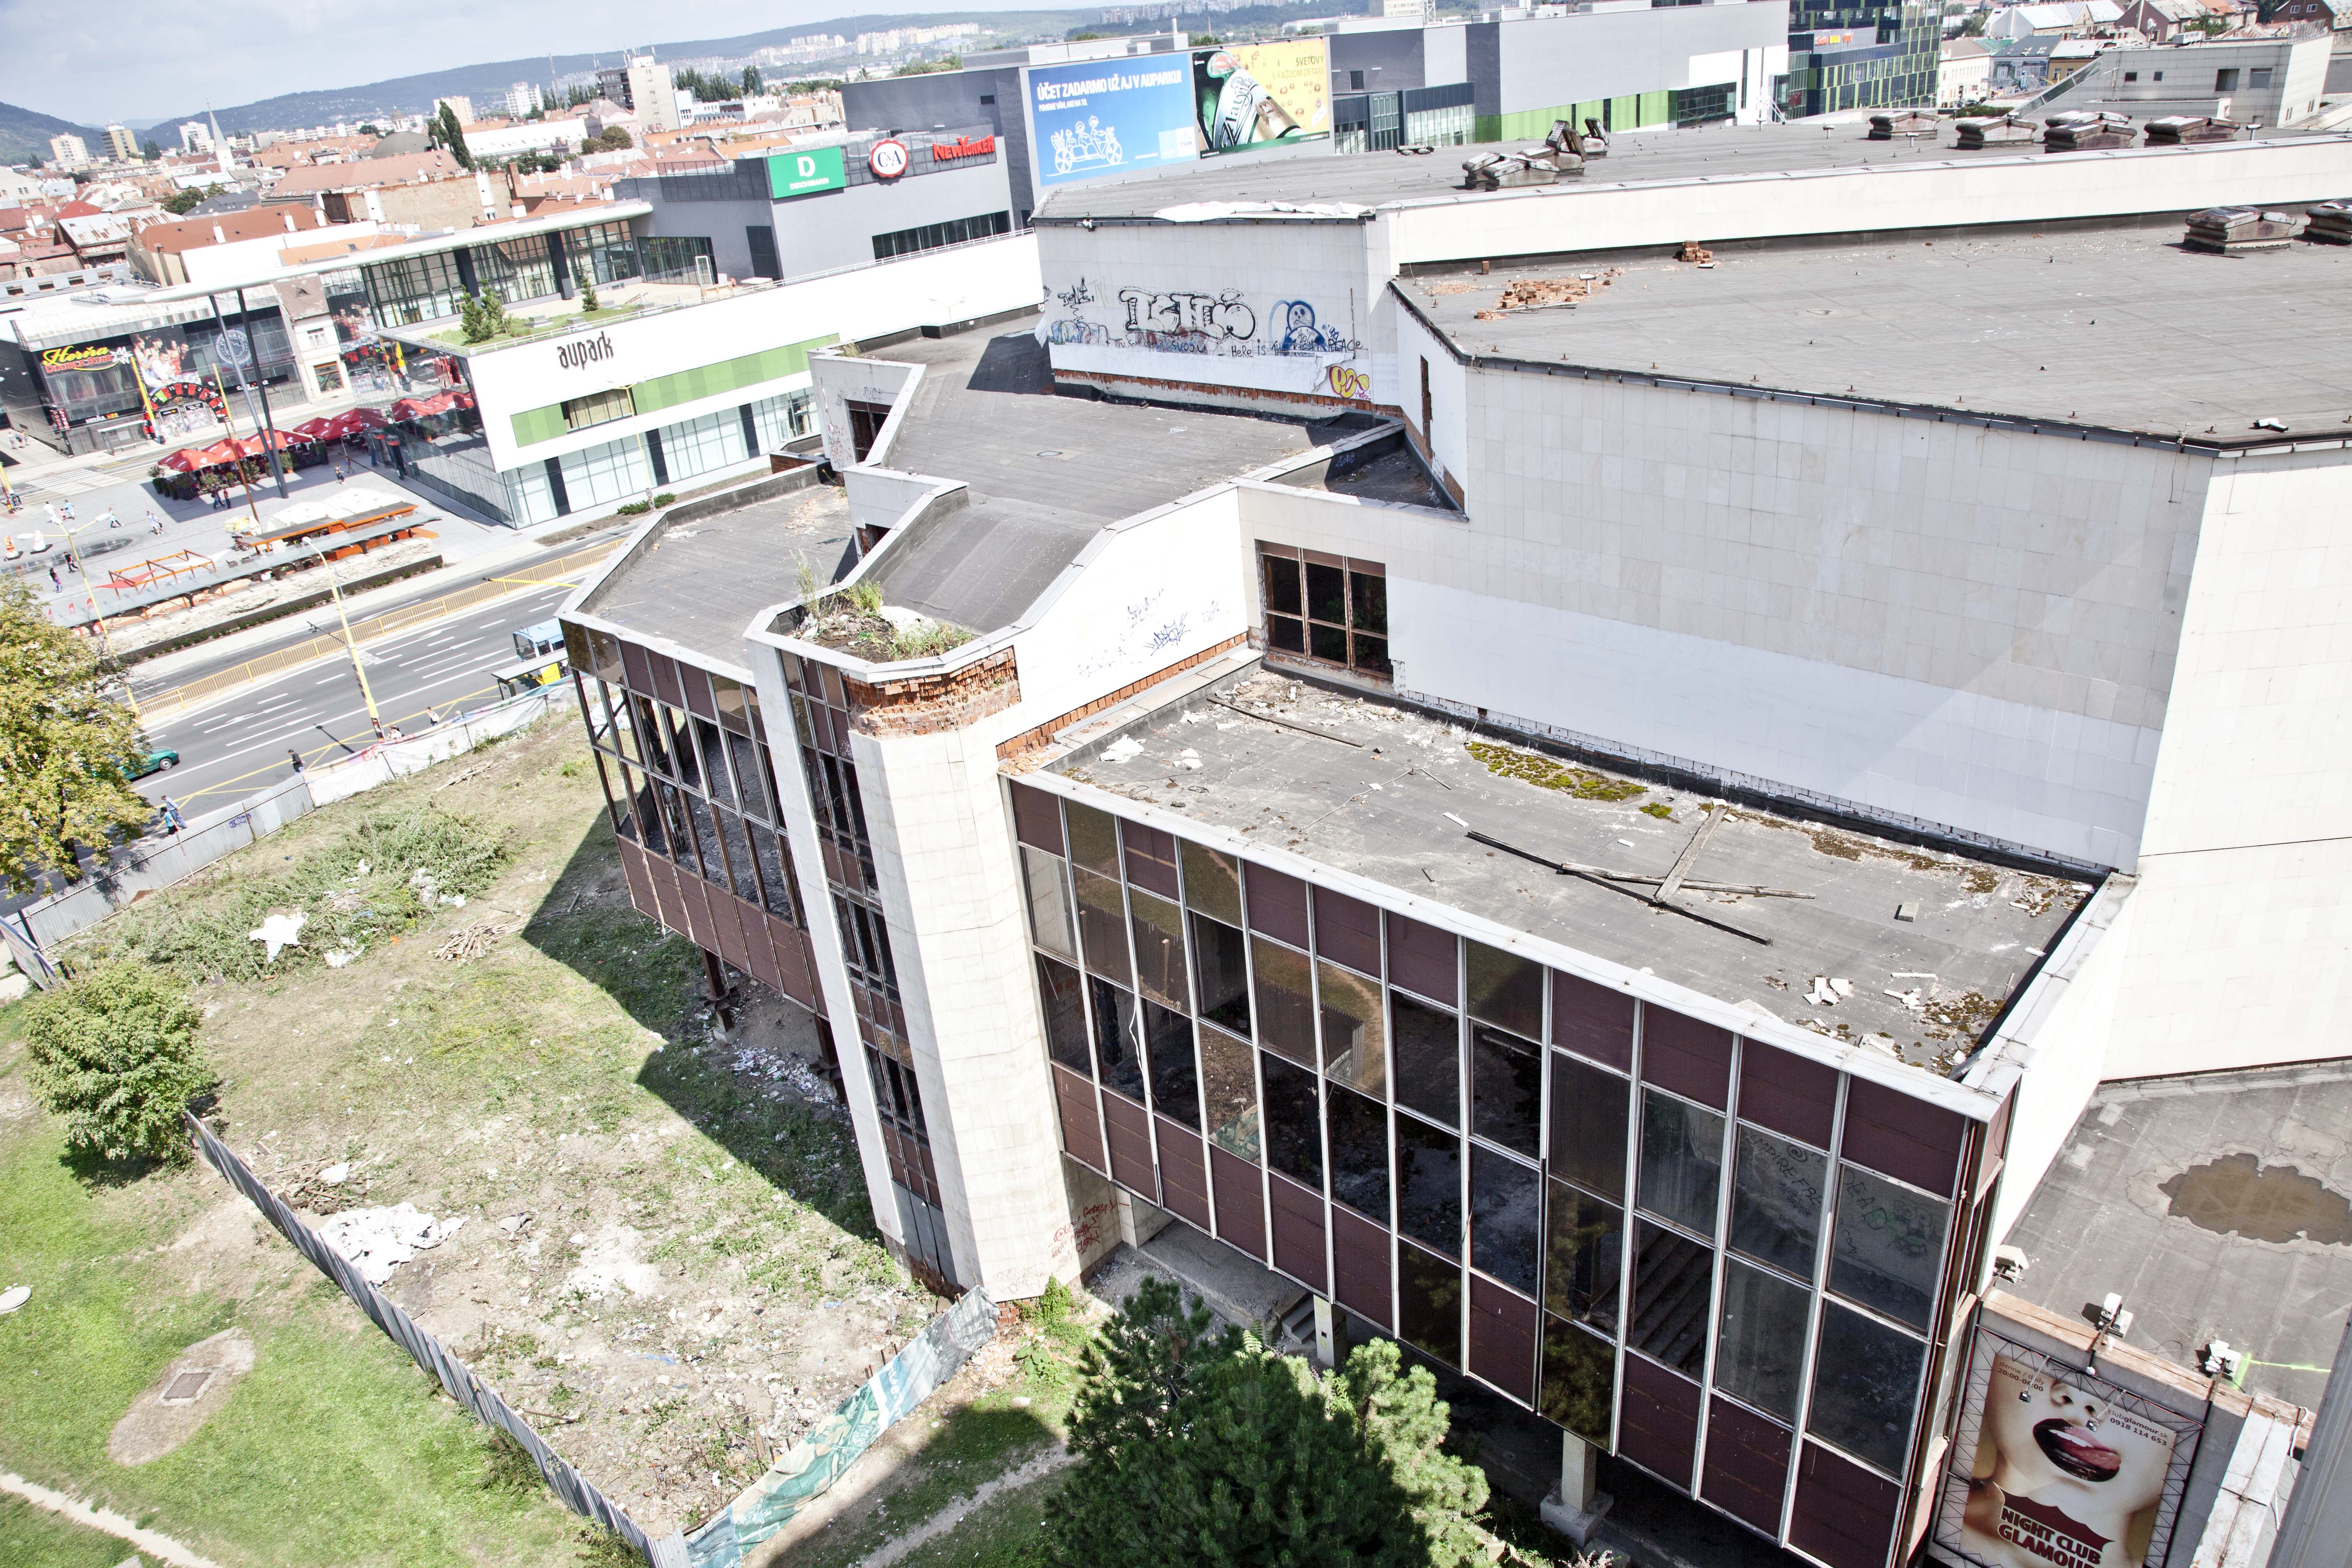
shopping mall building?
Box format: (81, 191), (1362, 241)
(552, 120), (2352, 1568)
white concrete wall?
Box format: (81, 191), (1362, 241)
(2104, 454), (2352, 1077)
(1394, 301), (1466, 493)
(811, 353), (923, 473)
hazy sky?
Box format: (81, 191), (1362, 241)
(0, 0), (1096, 126)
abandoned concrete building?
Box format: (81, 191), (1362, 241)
(560, 122), (2352, 1568)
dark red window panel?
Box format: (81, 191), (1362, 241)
(616, 838), (656, 920)
(1267, 1170), (1328, 1293)
(1052, 1064), (1105, 1173)
(1841, 1076), (1966, 1199)
(1313, 886), (1382, 976)
(1385, 909), (1457, 1005)
(1788, 1441), (1901, 1568)
(1553, 970), (1634, 1070)
(680, 663), (717, 719)
(1619, 1354), (1702, 1491)
(1210, 1144), (1266, 1261)
(647, 649), (683, 709)
(1122, 821), (1181, 899)
(1011, 781), (1064, 854)
(1101, 1090), (1158, 1200)
(1641, 1007), (1733, 1109)
(1245, 861), (1310, 949)
(1155, 1115), (1213, 1232)
(1467, 1275), (1538, 1406)
(1330, 1203), (1393, 1330)
(619, 637), (652, 694)
(1738, 1040), (1838, 1149)
(1702, 1394), (1792, 1537)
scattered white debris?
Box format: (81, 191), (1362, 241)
(325, 949), (360, 968)
(248, 911), (306, 962)
(1883, 988), (1926, 1013)
(2009, 900), (2033, 911)
(1444, 812), (1469, 828)
(353, 861), (370, 878)
(1100, 736), (1145, 764)
(1176, 748), (1202, 770)
(1830, 977), (1854, 999)
(1890, 971), (1937, 980)
(1617, 838), (1637, 848)
(0, 1284), (28, 1313)
(1180, 710), (1205, 724)
(499, 1212), (534, 1237)
(1216, 720), (1242, 731)
(1807, 976), (1836, 1006)
(316, 1204), (464, 1286)
(317, 1162), (351, 1185)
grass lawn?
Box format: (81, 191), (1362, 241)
(884, 1465), (1065, 1568)
(0, 1495), (146, 1568)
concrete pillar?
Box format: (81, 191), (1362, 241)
(1313, 1297), (1335, 1369)
(1539, 1431), (1612, 1546)
(1115, 1189), (1172, 1251)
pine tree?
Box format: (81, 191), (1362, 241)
(438, 103), (474, 169)
(742, 64), (762, 97)
(1338, 1338), (1494, 1567)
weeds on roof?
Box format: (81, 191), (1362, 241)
(1466, 740), (1647, 802)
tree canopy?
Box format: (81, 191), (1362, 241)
(0, 579), (155, 895)
(1044, 1277), (1512, 1568)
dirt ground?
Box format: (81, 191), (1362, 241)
(53, 718), (946, 1541)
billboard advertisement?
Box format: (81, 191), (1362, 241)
(1193, 40), (1330, 155)
(1029, 56), (1199, 189)
(1937, 1335), (2202, 1568)
(768, 145), (847, 199)
(1028, 39), (1331, 189)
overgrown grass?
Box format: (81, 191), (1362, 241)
(67, 806), (510, 984)
(887, 1466), (1065, 1568)
(1466, 740), (1648, 803)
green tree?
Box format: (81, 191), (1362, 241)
(141, 138), (162, 160)
(596, 124), (633, 151)
(437, 102), (475, 168)
(459, 288), (507, 343)
(358, 122), (384, 135)
(742, 64), (763, 97)
(22, 961), (214, 1166)
(578, 273), (599, 312)
(160, 187), (202, 215)
(0, 579), (153, 893)
(1046, 1280), (1508, 1568)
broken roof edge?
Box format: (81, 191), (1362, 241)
(1958, 870), (2136, 1102)
(1018, 658), (2006, 1122)
(1386, 276), (2313, 455)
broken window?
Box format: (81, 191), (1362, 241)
(1318, 959), (1387, 1096)
(1395, 1111), (1463, 1257)
(1073, 868), (1131, 986)
(1144, 1000), (1199, 1127)
(1550, 1053), (1630, 1202)
(1181, 838), (1243, 926)
(1471, 1022), (1542, 1158)
(1630, 1219), (1714, 1377)
(1190, 912), (1252, 1035)
(1715, 1257), (1812, 1421)
(1022, 846), (1075, 959)
(1251, 936), (1317, 1067)
(1130, 889), (1190, 1011)
(1640, 1090), (1725, 1238)
(1807, 1301), (1926, 1474)
(1090, 977), (1145, 1103)
(1545, 1179), (1623, 1332)
(1399, 1239), (1462, 1366)
(1731, 1126), (1827, 1279)
(1326, 1081), (1390, 1220)
(1393, 991), (1460, 1127)
(1037, 954), (1090, 1072)
(1199, 1023), (1260, 1161)
(1257, 544), (1392, 679)
(1470, 1145), (1542, 1295)
(1262, 1052), (1323, 1186)
(834, 895), (900, 998)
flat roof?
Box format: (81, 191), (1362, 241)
(859, 320), (1319, 633)
(1396, 218), (2352, 445)
(2001, 1062), (2352, 1408)
(1040, 663), (2089, 1074)
(579, 478), (855, 670)
(1033, 121), (2347, 222)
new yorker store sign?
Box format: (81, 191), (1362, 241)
(929, 134), (996, 165)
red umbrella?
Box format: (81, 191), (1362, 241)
(288, 416), (336, 440)
(387, 398), (424, 421)
(193, 439), (243, 467)
(158, 448), (206, 473)
(452, 391), (476, 410)
(235, 431), (302, 457)
(349, 406), (390, 428)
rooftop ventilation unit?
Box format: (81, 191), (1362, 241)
(2184, 205), (2297, 252)
(2043, 111), (2136, 152)
(2143, 114), (2241, 145)
(1954, 114), (2038, 150)
(1866, 110), (1940, 139)
(2304, 199), (2352, 245)
(1460, 148), (1580, 190)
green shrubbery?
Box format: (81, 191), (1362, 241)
(22, 962), (214, 1165)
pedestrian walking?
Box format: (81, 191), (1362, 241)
(57, 500), (73, 525)
(386, 724), (405, 741)
(145, 509), (164, 534)
(159, 797), (184, 835)
(287, 748), (306, 775)
(48, 566), (60, 592)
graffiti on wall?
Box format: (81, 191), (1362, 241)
(1076, 586), (1222, 681)
(1326, 364), (1370, 400)
(1042, 279), (1363, 362)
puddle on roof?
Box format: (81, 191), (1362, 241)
(2158, 1152), (2352, 1247)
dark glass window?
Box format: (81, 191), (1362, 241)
(1318, 960), (1386, 1096)
(1074, 868), (1131, 985)
(1540, 1315), (1615, 1445)
(1022, 845), (1075, 959)
(1065, 800), (1120, 877)
(1262, 1052), (1323, 1186)
(1037, 955), (1090, 1073)
(1181, 839), (1243, 925)
(1640, 1091), (1725, 1238)
(1550, 1053), (1630, 1202)
(1630, 1219), (1715, 1378)
(1395, 1112), (1462, 1258)
(1716, 1257), (1813, 1422)
(1399, 1240), (1462, 1366)
(1544, 1180), (1623, 1333)
(1200, 1024), (1259, 1161)
(1326, 1082), (1390, 1220)
(1251, 937), (1317, 1067)
(1259, 546), (1391, 678)
(1090, 977), (1145, 1103)
(1130, 889), (1190, 1011)
(1808, 1302), (1926, 1473)
(1470, 1147), (1542, 1295)
(1731, 1126), (1827, 1278)
(1393, 992), (1459, 1128)
(1351, 571), (1387, 637)
(1829, 1165), (1950, 1330)
(1471, 1023), (1542, 1157)
(1191, 913), (1252, 1035)
(1264, 551), (1302, 615)
(1465, 941), (1543, 1037)
(1145, 1001), (1200, 1127)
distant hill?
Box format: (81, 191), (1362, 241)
(0, 98), (106, 167)
(139, 10), (1103, 135)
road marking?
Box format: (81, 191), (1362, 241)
(175, 683), (500, 801)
